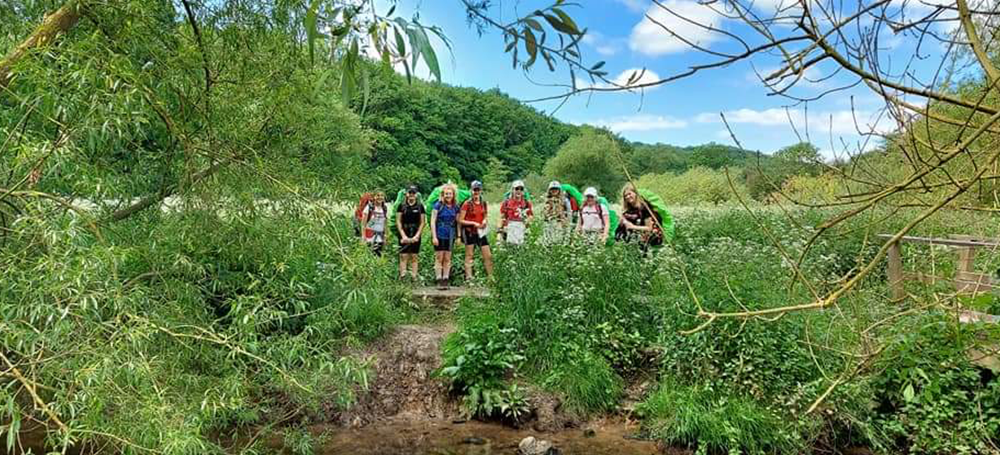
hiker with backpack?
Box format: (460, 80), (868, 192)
(616, 184), (664, 251)
(499, 180), (533, 246)
(431, 184), (460, 289)
(396, 185), (425, 282)
(458, 180), (493, 281)
(360, 191), (389, 256)
(542, 181), (573, 244)
(577, 187), (609, 244)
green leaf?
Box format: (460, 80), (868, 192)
(417, 27), (441, 82)
(524, 28), (537, 67)
(386, 4), (396, 16)
(305, 0), (323, 64)
(525, 18), (544, 31)
(393, 26), (405, 54)
(542, 13), (575, 36)
(552, 8), (581, 34)
(591, 60), (605, 70)
(903, 383), (915, 402)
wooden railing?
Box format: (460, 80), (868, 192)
(880, 234), (1000, 300)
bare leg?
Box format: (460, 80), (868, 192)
(409, 254), (419, 279)
(481, 245), (493, 277)
(434, 252), (443, 280)
(465, 244), (475, 280)
(443, 252), (452, 283)
(399, 253), (408, 278)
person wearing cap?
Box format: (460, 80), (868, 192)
(542, 180), (572, 244)
(458, 180), (493, 281)
(577, 187), (609, 243)
(499, 180), (533, 245)
(396, 185), (425, 282)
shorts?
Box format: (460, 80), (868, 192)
(398, 240), (421, 254)
(434, 237), (454, 252)
(462, 229), (489, 247)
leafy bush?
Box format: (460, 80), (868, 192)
(870, 316), (1000, 454)
(637, 379), (812, 454)
(439, 322), (529, 421)
(0, 203), (407, 453)
(637, 166), (750, 206)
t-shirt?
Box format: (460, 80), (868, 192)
(461, 199), (487, 226)
(617, 205), (661, 244)
(397, 201), (424, 236)
(500, 198), (533, 222)
(363, 203), (387, 233)
(580, 203), (605, 232)
(433, 201), (459, 240)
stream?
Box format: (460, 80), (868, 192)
(272, 418), (664, 455)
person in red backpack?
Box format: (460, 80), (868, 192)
(360, 191), (389, 256)
(499, 180), (533, 245)
(458, 180), (493, 281)
(577, 187), (609, 244)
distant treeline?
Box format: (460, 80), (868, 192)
(353, 64), (817, 200)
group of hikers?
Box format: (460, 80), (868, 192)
(356, 179), (672, 290)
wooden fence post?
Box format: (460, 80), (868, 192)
(887, 240), (904, 300)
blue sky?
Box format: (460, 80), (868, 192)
(375, 0), (958, 158)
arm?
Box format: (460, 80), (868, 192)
(431, 209), (439, 245)
(416, 212), (425, 238)
(361, 209), (371, 240)
(396, 211), (407, 240)
(602, 212), (610, 240)
(458, 206), (472, 227)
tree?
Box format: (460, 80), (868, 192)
(543, 127), (626, 195)
(482, 157), (510, 201)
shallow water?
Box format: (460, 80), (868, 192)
(298, 418), (662, 455)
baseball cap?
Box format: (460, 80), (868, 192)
(406, 185), (419, 193)
(548, 180), (561, 190)
(584, 187), (598, 197)
(470, 180), (484, 190)
(511, 180), (525, 189)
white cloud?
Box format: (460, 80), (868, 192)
(581, 31), (623, 57)
(629, 0), (724, 56)
(577, 68), (662, 91)
(584, 115), (688, 132)
(696, 107), (900, 135)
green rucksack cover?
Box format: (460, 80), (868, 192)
(424, 185), (471, 215)
(561, 183), (583, 211)
(391, 188), (424, 213)
(637, 188), (675, 241)
(597, 196), (620, 245)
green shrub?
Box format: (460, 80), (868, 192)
(871, 316), (1000, 454)
(637, 166), (750, 206)
(637, 379), (812, 454)
(439, 321), (529, 421)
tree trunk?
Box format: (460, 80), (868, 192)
(0, 0), (86, 90)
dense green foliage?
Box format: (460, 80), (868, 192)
(440, 208), (1000, 453)
(355, 64), (575, 192)
(542, 127), (628, 196)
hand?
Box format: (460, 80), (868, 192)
(478, 222), (486, 229)
(433, 237), (439, 246)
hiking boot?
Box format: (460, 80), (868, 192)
(436, 279), (447, 290)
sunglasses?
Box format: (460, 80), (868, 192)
(472, 188), (482, 191)
(514, 187), (524, 191)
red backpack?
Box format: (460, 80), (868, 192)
(353, 193), (386, 240)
